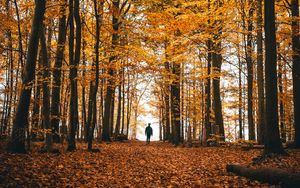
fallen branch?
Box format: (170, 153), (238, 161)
(226, 164), (300, 187)
(241, 144), (264, 151)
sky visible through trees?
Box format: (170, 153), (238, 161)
(0, 0), (300, 187)
(0, 0), (299, 151)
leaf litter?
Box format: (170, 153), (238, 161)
(0, 141), (299, 187)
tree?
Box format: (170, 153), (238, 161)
(263, 0), (285, 155)
(212, 0), (225, 141)
(256, 0), (264, 144)
(67, 0), (81, 151)
(87, 0), (104, 151)
(7, 0), (46, 153)
(102, 0), (130, 141)
(246, 0), (255, 141)
(102, 0), (121, 142)
(164, 44), (171, 141)
(40, 25), (52, 151)
(205, 39), (212, 144)
(171, 60), (181, 145)
(291, 0), (300, 148)
(51, 0), (67, 143)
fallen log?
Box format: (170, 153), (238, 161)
(241, 144), (289, 151)
(226, 164), (300, 187)
(241, 144), (264, 151)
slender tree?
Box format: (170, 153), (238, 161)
(7, 0), (46, 153)
(205, 39), (212, 143)
(40, 25), (52, 151)
(246, 0), (255, 140)
(67, 0), (81, 151)
(291, 0), (300, 148)
(87, 0), (104, 151)
(256, 0), (264, 144)
(171, 62), (181, 145)
(164, 43), (171, 141)
(102, 0), (120, 141)
(51, 0), (67, 143)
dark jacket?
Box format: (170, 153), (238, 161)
(145, 126), (153, 137)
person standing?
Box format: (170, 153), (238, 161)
(145, 123), (153, 144)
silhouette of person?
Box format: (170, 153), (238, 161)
(145, 123), (153, 144)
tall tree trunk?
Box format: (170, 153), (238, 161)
(171, 63), (181, 145)
(110, 95), (116, 136)
(102, 0), (120, 142)
(87, 0), (103, 151)
(212, 0), (225, 141)
(126, 72), (131, 137)
(192, 76), (197, 140)
(115, 81), (122, 135)
(180, 63), (184, 142)
(291, 0), (300, 148)
(7, 0), (46, 153)
(121, 67), (125, 134)
(212, 44), (224, 140)
(205, 39), (212, 144)
(81, 16), (87, 140)
(51, 0), (67, 143)
(256, 0), (264, 144)
(238, 42), (243, 139)
(263, 0), (285, 155)
(246, 0), (255, 141)
(1, 0), (13, 137)
(40, 25), (52, 151)
(67, 0), (81, 151)
(159, 101), (163, 141)
(86, 83), (93, 141)
(31, 58), (41, 141)
(278, 51), (286, 142)
(164, 61), (171, 141)
(13, 0), (24, 68)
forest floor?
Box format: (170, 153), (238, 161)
(0, 141), (300, 187)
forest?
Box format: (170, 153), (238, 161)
(0, 0), (300, 187)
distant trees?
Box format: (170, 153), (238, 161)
(1, 0), (299, 152)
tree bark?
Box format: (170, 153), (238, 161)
(51, 0), (67, 143)
(87, 0), (103, 151)
(8, 0), (46, 153)
(115, 81), (122, 135)
(278, 48), (286, 142)
(291, 0), (300, 148)
(121, 67), (125, 134)
(238, 45), (243, 139)
(205, 39), (212, 144)
(246, 0), (255, 141)
(263, 0), (285, 155)
(67, 0), (81, 151)
(171, 63), (181, 145)
(256, 0), (264, 144)
(212, 0), (225, 141)
(212, 45), (224, 140)
(102, 0), (120, 142)
(226, 164), (300, 187)
(40, 25), (52, 151)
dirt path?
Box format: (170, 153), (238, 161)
(1, 141), (299, 187)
